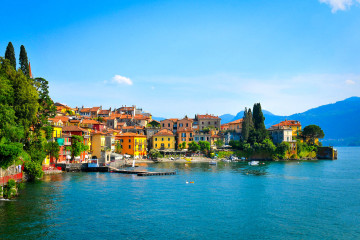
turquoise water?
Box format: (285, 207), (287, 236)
(1, 147), (360, 239)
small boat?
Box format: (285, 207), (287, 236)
(222, 159), (231, 162)
(209, 161), (217, 165)
(248, 161), (259, 166)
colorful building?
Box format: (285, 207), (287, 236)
(272, 120), (301, 139)
(228, 119), (243, 133)
(115, 132), (147, 158)
(152, 129), (175, 150)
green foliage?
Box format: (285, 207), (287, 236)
(115, 142), (122, 153)
(301, 125), (325, 145)
(2, 179), (17, 199)
(216, 151), (234, 159)
(214, 140), (224, 148)
(67, 135), (88, 161)
(149, 149), (162, 159)
(178, 142), (187, 150)
(198, 140), (210, 153)
(0, 139), (23, 169)
(188, 141), (200, 152)
(24, 161), (43, 181)
(5, 42), (16, 69)
(276, 142), (291, 159)
(19, 45), (29, 77)
(45, 141), (60, 162)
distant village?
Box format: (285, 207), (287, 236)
(44, 102), (303, 166)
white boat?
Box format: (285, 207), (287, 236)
(248, 161), (259, 166)
(209, 161), (217, 165)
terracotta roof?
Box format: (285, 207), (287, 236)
(69, 119), (80, 123)
(90, 107), (100, 112)
(154, 129), (174, 137)
(197, 114), (220, 120)
(134, 114), (150, 120)
(98, 109), (110, 115)
(81, 119), (99, 124)
(273, 120), (301, 127)
(161, 118), (178, 123)
(122, 126), (144, 130)
(228, 119), (243, 125)
(48, 118), (62, 123)
(116, 132), (146, 138)
(53, 116), (69, 123)
(80, 108), (91, 113)
(62, 126), (87, 132)
(119, 106), (135, 111)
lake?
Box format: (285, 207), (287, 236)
(1, 147), (360, 239)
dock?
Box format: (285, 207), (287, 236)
(110, 169), (176, 176)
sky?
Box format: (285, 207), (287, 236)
(1, 0), (360, 118)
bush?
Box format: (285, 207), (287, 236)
(24, 161), (43, 181)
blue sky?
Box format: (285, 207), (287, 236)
(1, 0), (360, 117)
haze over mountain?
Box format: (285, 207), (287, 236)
(220, 97), (360, 146)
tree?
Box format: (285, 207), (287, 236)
(115, 142), (122, 153)
(149, 149), (162, 159)
(178, 142), (187, 150)
(251, 103), (268, 142)
(188, 141), (200, 152)
(45, 141), (60, 164)
(19, 45), (29, 77)
(241, 108), (249, 141)
(66, 135), (89, 162)
(5, 42), (16, 69)
(198, 140), (210, 152)
(214, 140), (224, 148)
(301, 125), (324, 145)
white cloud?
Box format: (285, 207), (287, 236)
(345, 79), (356, 85)
(111, 75), (133, 85)
(319, 0), (360, 12)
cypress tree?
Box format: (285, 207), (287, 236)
(19, 45), (29, 77)
(242, 108), (249, 141)
(252, 103), (267, 141)
(5, 42), (16, 69)
(247, 108), (254, 131)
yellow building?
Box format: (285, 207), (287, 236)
(91, 132), (106, 159)
(152, 129), (175, 150)
(115, 132), (147, 157)
(272, 120), (302, 138)
(48, 118), (63, 138)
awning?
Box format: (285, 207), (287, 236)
(66, 155), (71, 160)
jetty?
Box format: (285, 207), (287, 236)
(110, 168), (176, 176)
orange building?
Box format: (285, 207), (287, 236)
(115, 132), (147, 157)
(272, 120), (301, 138)
(228, 119), (243, 133)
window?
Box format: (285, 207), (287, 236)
(129, 145), (131, 149)
(186, 123), (188, 127)
(195, 137), (199, 141)
(168, 144), (170, 147)
(162, 123), (164, 127)
(179, 123), (183, 127)
(168, 138), (170, 141)
(120, 139), (123, 143)
(200, 137), (204, 141)
(155, 144), (157, 147)
(182, 138), (186, 141)
(129, 139), (131, 143)
(162, 138), (164, 141)
(181, 133), (186, 137)
(168, 123), (170, 127)
(208, 122), (210, 125)
(190, 133), (192, 137)
(155, 138), (157, 141)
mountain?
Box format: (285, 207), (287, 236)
(152, 116), (166, 121)
(220, 97), (360, 146)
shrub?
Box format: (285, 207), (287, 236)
(24, 161), (43, 181)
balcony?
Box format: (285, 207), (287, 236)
(64, 141), (71, 146)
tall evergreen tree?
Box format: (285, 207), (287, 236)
(252, 103), (268, 142)
(247, 108), (254, 131)
(242, 108), (249, 141)
(19, 45), (29, 77)
(5, 42), (16, 69)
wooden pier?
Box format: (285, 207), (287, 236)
(110, 169), (176, 176)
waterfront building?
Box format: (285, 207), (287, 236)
(62, 126), (90, 162)
(115, 132), (147, 158)
(177, 127), (194, 149)
(272, 120), (302, 139)
(152, 129), (176, 150)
